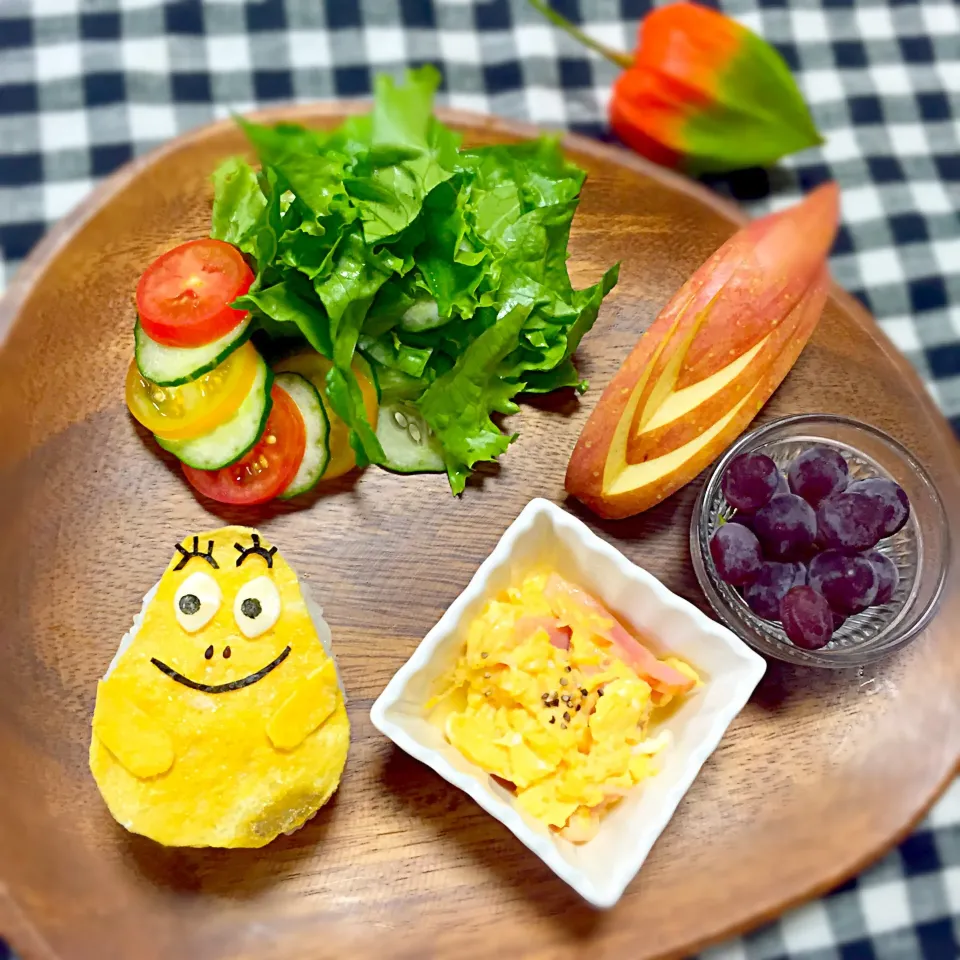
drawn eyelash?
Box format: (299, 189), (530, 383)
(234, 533), (277, 568)
(173, 536), (219, 571)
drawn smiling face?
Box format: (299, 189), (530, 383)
(89, 526), (350, 848)
(145, 532), (295, 694)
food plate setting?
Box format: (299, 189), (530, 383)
(1, 64), (959, 960)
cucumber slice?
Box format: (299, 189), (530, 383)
(399, 298), (447, 332)
(157, 357), (272, 470)
(377, 401), (445, 474)
(135, 316), (252, 386)
(274, 373), (330, 498)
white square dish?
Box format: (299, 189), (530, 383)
(370, 498), (766, 908)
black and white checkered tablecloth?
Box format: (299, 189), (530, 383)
(1, 1), (958, 958)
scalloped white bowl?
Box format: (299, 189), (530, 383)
(370, 498), (766, 908)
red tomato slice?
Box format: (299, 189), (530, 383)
(182, 385), (307, 505)
(137, 239), (254, 348)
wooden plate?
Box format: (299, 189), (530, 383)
(1, 107), (958, 960)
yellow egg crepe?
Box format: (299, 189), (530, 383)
(90, 526), (349, 848)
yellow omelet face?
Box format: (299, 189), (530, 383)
(89, 526), (350, 848)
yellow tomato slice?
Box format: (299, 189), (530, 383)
(273, 352), (379, 480)
(125, 341), (260, 441)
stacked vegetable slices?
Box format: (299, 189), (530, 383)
(125, 238), (345, 504)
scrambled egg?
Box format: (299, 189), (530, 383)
(90, 527), (349, 848)
(429, 571), (700, 843)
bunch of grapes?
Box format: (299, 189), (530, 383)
(709, 447), (910, 651)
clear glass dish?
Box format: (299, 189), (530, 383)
(690, 414), (949, 667)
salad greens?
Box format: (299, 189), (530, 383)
(211, 66), (618, 494)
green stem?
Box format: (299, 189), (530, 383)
(527, 0), (634, 70)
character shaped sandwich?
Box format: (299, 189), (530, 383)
(90, 526), (349, 847)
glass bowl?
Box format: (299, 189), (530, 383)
(690, 414), (949, 667)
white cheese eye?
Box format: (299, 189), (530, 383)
(174, 571), (222, 633)
(233, 576), (281, 638)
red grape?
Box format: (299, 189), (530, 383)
(847, 478), (910, 537)
(743, 561), (807, 620)
(816, 492), (884, 552)
(864, 550), (899, 604)
(808, 550), (879, 614)
(753, 494), (817, 560)
(722, 453), (781, 512)
(787, 445), (849, 506)
(780, 586), (834, 650)
(709, 523), (763, 585)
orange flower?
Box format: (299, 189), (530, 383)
(530, 1), (823, 174)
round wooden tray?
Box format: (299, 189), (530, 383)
(1, 108), (958, 960)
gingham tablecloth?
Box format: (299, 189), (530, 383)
(1, 1), (959, 958)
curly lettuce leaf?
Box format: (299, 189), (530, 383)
(236, 117), (349, 220)
(210, 67), (618, 492)
(210, 157), (266, 250)
(414, 179), (488, 319)
(458, 138), (585, 214)
(419, 304), (531, 494)
(346, 67), (461, 244)
(234, 279), (332, 358)
(359, 331), (433, 379)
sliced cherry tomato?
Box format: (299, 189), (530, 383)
(136, 239), (253, 348)
(125, 342), (260, 441)
(273, 353), (379, 480)
(182, 385), (307, 505)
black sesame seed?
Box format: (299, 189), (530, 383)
(480, 652), (488, 659)
(541, 693), (549, 701)
(565, 666), (572, 673)
(576, 705), (581, 712)
(563, 711), (570, 722)
(581, 688), (589, 696)
(559, 677), (567, 686)
(597, 688), (604, 697)
(204, 645), (214, 660)
(179, 593), (201, 616)
(223, 646), (231, 659)
(549, 716), (556, 724)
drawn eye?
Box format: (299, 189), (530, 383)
(174, 571), (222, 633)
(233, 576), (281, 638)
